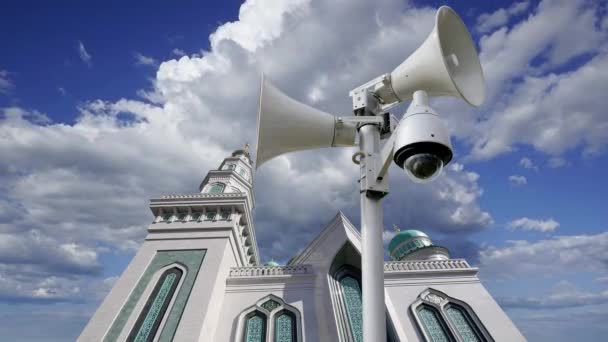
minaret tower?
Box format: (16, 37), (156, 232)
(78, 146), (259, 342)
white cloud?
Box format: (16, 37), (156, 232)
(172, 48), (186, 56)
(508, 175), (527, 186)
(58, 87), (66, 96)
(519, 157), (538, 170)
(479, 232), (608, 278)
(134, 52), (157, 66)
(500, 281), (608, 309)
(6, 0), (496, 286)
(476, 1), (530, 33)
(508, 217), (559, 232)
(77, 41), (92, 66)
(3, 0), (477, 301)
(548, 156), (567, 168)
(464, 0), (608, 161)
(4, 0), (603, 308)
(0, 70), (13, 94)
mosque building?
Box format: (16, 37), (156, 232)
(78, 148), (525, 342)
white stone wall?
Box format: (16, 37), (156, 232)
(385, 274), (526, 342)
(214, 276), (317, 341)
(78, 228), (238, 342)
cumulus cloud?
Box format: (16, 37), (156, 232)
(499, 281), (608, 309)
(171, 48), (186, 57)
(508, 175), (527, 186)
(134, 52), (157, 66)
(519, 157), (538, 171)
(479, 232), (608, 278)
(0, 0), (497, 302)
(2, 0), (605, 311)
(77, 41), (92, 66)
(477, 1), (530, 33)
(0, 70), (13, 94)
(508, 217), (559, 232)
(465, 0), (608, 161)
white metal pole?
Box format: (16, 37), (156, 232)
(359, 124), (387, 342)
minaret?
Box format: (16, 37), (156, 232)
(78, 146), (259, 342)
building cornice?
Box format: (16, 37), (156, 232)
(228, 264), (313, 278)
(226, 265), (314, 286)
(384, 259), (478, 278)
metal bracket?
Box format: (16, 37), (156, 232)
(359, 151), (390, 197)
(337, 116), (384, 125)
(353, 125), (398, 195)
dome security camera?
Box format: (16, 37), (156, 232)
(392, 91), (453, 183)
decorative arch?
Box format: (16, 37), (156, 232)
(126, 263), (188, 342)
(235, 294), (302, 342)
(328, 243), (398, 342)
(410, 288), (493, 342)
(243, 309), (267, 342)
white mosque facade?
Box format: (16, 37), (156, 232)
(78, 149), (525, 342)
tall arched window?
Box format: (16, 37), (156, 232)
(445, 304), (483, 342)
(244, 311), (267, 342)
(237, 296), (301, 342)
(127, 267), (183, 342)
(207, 183), (225, 193)
(340, 276), (363, 342)
(329, 243), (398, 342)
(274, 310), (296, 342)
(417, 304), (452, 342)
(411, 289), (493, 342)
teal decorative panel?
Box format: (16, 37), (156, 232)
(129, 270), (181, 342)
(446, 306), (480, 342)
(261, 299), (280, 312)
(275, 313), (294, 342)
(418, 306), (449, 342)
(104, 249), (206, 342)
(340, 276), (363, 342)
(245, 315), (265, 342)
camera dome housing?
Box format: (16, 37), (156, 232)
(401, 152), (445, 183)
(393, 98), (452, 183)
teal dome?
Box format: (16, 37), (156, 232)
(388, 229), (429, 255)
(264, 260), (279, 267)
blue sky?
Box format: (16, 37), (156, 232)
(1, 0), (608, 341)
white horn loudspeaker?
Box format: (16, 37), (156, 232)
(389, 6), (485, 107)
(255, 76), (357, 168)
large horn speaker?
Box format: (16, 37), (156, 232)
(390, 6), (485, 107)
(255, 76), (356, 169)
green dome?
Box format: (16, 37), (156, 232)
(264, 261), (279, 267)
(388, 229), (429, 254)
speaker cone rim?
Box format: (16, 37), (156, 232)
(435, 6), (485, 107)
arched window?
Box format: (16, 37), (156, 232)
(223, 163), (236, 171)
(244, 311), (267, 342)
(207, 183), (225, 193)
(127, 267), (183, 342)
(238, 167), (249, 180)
(329, 243), (398, 342)
(274, 310), (297, 342)
(445, 304), (483, 342)
(340, 276), (363, 342)
(411, 289), (492, 342)
(417, 304), (452, 342)
(237, 296), (301, 342)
